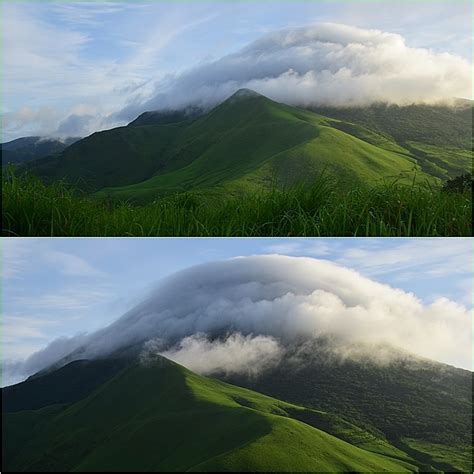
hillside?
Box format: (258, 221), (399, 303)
(2, 356), (417, 472)
(310, 102), (472, 180)
(1, 136), (80, 165)
(224, 342), (472, 472)
(25, 90), (445, 203)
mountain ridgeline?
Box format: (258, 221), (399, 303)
(1, 136), (80, 165)
(22, 90), (472, 203)
(2, 343), (472, 472)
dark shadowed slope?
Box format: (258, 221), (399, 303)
(2, 356), (416, 472)
(1, 136), (80, 165)
(2, 358), (127, 413)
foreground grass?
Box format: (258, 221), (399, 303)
(3, 172), (471, 236)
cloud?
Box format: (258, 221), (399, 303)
(2, 240), (105, 279)
(337, 238), (472, 279)
(157, 333), (284, 377)
(11, 286), (113, 312)
(117, 22), (471, 120)
(1, 2), (218, 141)
(42, 250), (105, 277)
(2, 239), (34, 279)
(9, 255), (470, 385)
(56, 114), (94, 137)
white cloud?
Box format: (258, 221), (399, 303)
(118, 22), (471, 120)
(9, 255), (470, 385)
(158, 333), (284, 377)
(1, 2), (219, 140)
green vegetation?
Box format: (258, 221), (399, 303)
(6, 92), (471, 237)
(226, 343), (473, 472)
(2, 357), (418, 472)
(3, 170), (471, 236)
(26, 91), (440, 202)
(312, 102), (472, 150)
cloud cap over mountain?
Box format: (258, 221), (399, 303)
(11, 255), (471, 382)
(118, 22), (471, 121)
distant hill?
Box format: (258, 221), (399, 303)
(1, 136), (80, 165)
(309, 101), (472, 150)
(309, 102), (472, 180)
(2, 356), (416, 472)
(27, 90), (444, 202)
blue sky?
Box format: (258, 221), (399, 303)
(2, 237), (472, 366)
(2, 0), (471, 140)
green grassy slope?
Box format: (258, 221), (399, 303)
(311, 103), (472, 181)
(28, 123), (188, 191)
(3, 357), (417, 472)
(26, 90), (440, 203)
(311, 102), (472, 150)
(97, 93), (433, 202)
(225, 346), (472, 472)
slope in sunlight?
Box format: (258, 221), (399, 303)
(2, 356), (417, 472)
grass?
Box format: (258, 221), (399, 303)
(3, 170), (471, 236)
(2, 357), (417, 472)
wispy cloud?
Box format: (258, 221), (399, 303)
(337, 238), (472, 279)
(1, 2), (219, 140)
(42, 250), (105, 277)
(262, 238), (472, 284)
(2, 239), (36, 279)
(264, 241), (331, 257)
(10, 286), (113, 312)
(2, 315), (58, 343)
(3, 240), (105, 279)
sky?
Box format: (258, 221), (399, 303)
(2, 237), (472, 385)
(1, 0), (472, 141)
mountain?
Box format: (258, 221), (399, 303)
(222, 341), (472, 472)
(1, 136), (80, 165)
(2, 356), (417, 472)
(2, 344), (471, 472)
(24, 90), (454, 203)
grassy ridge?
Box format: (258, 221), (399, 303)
(3, 171), (471, 236)
(96, 98), (434, 202)
(26, 92), (441, 202)
(2, 358), (417, 472)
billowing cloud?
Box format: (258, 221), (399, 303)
(118, 23), (471, 120)
(8, 255), (470, 385)
(143, 333), (284, 377)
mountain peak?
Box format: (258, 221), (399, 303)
(227, 88), (263, 102)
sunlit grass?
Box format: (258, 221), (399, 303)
(3, 170), (471, 237)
